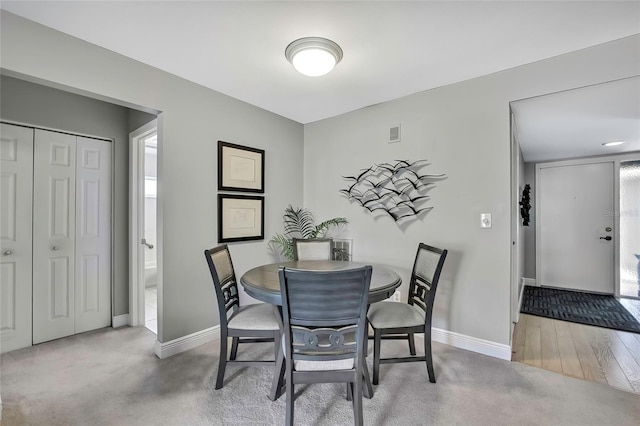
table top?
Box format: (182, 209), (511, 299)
(240, 260), (402, 306)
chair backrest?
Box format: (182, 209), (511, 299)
(204, 244), (240, 326)
(408, 243), (447, 321)
(278, 266), (372, 363)
(292, 238), (333, 261)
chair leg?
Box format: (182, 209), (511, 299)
(270, 341), (286, 401)
(373, 329), (381, 385)
(353, 373), (363, 426)
(285, 365), (294, 426)
(274, 330), (281, 362)
(230, 336), (239, 361)
(215, 334), (228, 389)
(346, 382), (353, 401)
(362, 356), (373, 398)
(408, 332), (416, 356)
(424, 329), (435, 383)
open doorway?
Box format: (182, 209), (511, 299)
(509, 78), (640, 393)
(129, 119), (159, 335)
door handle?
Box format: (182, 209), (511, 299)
(52, 245), (60, 251)
(599, 236), (612, 241)
(2, 250), (12, 256)
(141, 239), (154, 249)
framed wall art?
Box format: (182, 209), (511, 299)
(218, 141), (265, 193)
(218, 194), (265, 243)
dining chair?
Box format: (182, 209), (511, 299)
(367, 243), (448, 384)
(204, 244), (280, 389)
(292, 237), (333, 260)
(278, 265), (372, 426)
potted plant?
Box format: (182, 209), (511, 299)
(269, 205), (349, 260)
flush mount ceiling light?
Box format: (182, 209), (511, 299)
(602, 141), (626, 147)
(285, 37), (343, 77)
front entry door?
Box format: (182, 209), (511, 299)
(538, 161), (615, 293)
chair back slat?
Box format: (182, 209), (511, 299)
(279, 266), (371, 361)
(408, 244), (447, 318)
(204, 245), (240, 324)
(292, 238), (333, 261)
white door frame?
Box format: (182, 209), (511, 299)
(129, 118), (161, 332)
(535, 153), (640, 297)
(509, 110), (521, 339)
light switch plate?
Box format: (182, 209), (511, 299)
(480, 213), (492, 229)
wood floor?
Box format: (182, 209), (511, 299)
(512, 313), (640, 394)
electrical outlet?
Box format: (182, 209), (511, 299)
(392, 290), (401, 302)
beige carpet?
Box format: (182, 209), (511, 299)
(1, 326), (639, 425)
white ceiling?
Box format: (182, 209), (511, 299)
(512, 77), (640, 163)
(2, 1), (640, 162)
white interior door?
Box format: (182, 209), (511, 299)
(33, 129), (112, 344)
(33, 129), (77, 344)
(0, 123), (34, 352)
(75, 136), (111, 333)
(538, 161), (615, 293)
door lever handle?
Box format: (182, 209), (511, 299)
(599, 236), (612, 241)
(141, 238), (154, 249)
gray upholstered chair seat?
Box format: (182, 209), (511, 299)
(368, 243), (447, 385)
(228, 303), (280, 331)
(367, 301), (425, 329)
(280, 335), (355, 371)
(278, 265), (372, 425)
(205, 244), (279, 390)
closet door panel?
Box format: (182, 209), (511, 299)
(75, 137), (111, 333)
(0, 123), (33, 353)
(33, 129), (76, 344)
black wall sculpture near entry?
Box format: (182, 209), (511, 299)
(340, 159), (445, 222)
(519, 184), (531, 226)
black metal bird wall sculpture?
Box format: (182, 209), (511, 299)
(340, 159), (445, 222)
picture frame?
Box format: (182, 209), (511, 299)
(218, 194), (265, 243)
(218, 141), (265, 193)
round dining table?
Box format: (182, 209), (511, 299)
(239, 260), (402, 400)
(240, 260), (402, 306)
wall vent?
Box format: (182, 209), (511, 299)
(389, 124), (401, 143)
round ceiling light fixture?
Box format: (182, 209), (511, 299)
(285, 37), (343, 77)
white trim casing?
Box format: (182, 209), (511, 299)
(153, 324), (511, 362)
(112, 314), (130, 328)
(429, 328), (512, 361)
(154, 325), (220, 359)
(129, 119), (158, 328)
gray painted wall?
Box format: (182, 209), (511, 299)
(3, 10), (638, 350)
(0, 75), (132, 316)
(0, 12), (304, 343)
(303, 35), (640, 346)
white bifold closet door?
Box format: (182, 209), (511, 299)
(0, 123), (34, 353)
(32, 129), (111, 345)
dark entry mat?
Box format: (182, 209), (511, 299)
(521, 285), (640, 334)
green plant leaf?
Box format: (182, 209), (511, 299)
(311, 217), (348, 238)
(283, 205), (316, 238)
(269, 233), (294, 260)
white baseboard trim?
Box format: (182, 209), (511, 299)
(522, 278), (537, 287)
(429, 327), (512, 361)
(155, 325), (220, 359)
(151, 324), (511, 361)
(112, 314), (130, 328)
